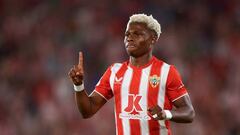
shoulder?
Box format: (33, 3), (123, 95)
(153, 56), (168, 65)
(108, 61), (128, 73)
(110, 63), (123, 69)
(153, 57), (179, 76)
(154, 57), (172, 69)
(153, 57), (183, 84)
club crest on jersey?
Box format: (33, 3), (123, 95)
(149, 75), (160, 88)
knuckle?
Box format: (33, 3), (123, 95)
(70, 72), (75, 77)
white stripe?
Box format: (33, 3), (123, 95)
(95, 63), (122, 89)
(121, 68), (133, 135)
(93, 63), (122, 102)
(109, 63), (122, 93)
(110, 63), (123, 135)
(158, 63), (170, 135)
(138, 65), (152, 135)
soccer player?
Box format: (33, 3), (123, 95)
(68, 13), (195, 135)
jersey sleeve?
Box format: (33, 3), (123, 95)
(166, 65), (188, 102)
(93, 66), (113, 101)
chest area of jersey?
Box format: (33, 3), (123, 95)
(111, 69), (165, 120)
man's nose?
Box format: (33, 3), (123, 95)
(126, 35), (134, 42)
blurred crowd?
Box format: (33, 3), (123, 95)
(0, 0), (240, 135)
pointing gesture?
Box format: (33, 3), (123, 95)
(78, 52), (83, 70)
(68, 52), (84, 85)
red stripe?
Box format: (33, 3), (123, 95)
(165, 120), (171, 135)
(147, 60), (163, 135)
(129, 69), (142, 135)
(114, 63), (128, 135)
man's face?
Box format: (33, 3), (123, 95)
(124, 22), (156, 57)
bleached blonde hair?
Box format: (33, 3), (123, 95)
(127, 13), (161, 39)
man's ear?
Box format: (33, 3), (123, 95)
(151, 35), (158, 44)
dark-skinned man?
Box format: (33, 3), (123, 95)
(68, 13), (195, 135)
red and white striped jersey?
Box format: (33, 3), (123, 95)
(93, 56), (188, 135)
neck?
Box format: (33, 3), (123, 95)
(130, 53), (152, 67)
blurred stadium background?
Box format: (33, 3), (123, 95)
(0, 0), (240, 135)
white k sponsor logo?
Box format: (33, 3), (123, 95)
(119, 94), (150, 120)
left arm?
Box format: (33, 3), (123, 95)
(170, 94), (195, 123)
(148, 65), (195, 123)
(148, 95), (195, 123)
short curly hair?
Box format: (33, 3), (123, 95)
(127, 13), (161, 39)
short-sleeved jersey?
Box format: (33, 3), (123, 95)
(93, 56), (188, 135)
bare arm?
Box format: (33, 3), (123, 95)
(68, 52), (106, 118)
(74, 91), (106, 118)
(148, 95), (195, 123)
(170, 95), (195, 123)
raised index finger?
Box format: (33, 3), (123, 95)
(78, 51), (83, 68)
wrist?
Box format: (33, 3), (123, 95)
(73, 83), (84, 92)
(164, 110), (173, 120)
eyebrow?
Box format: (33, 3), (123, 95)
(125, 28), (147, 33)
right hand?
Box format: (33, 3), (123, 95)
(68, 52), (84, 85)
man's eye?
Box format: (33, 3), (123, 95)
(134, 32), (143, 36)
